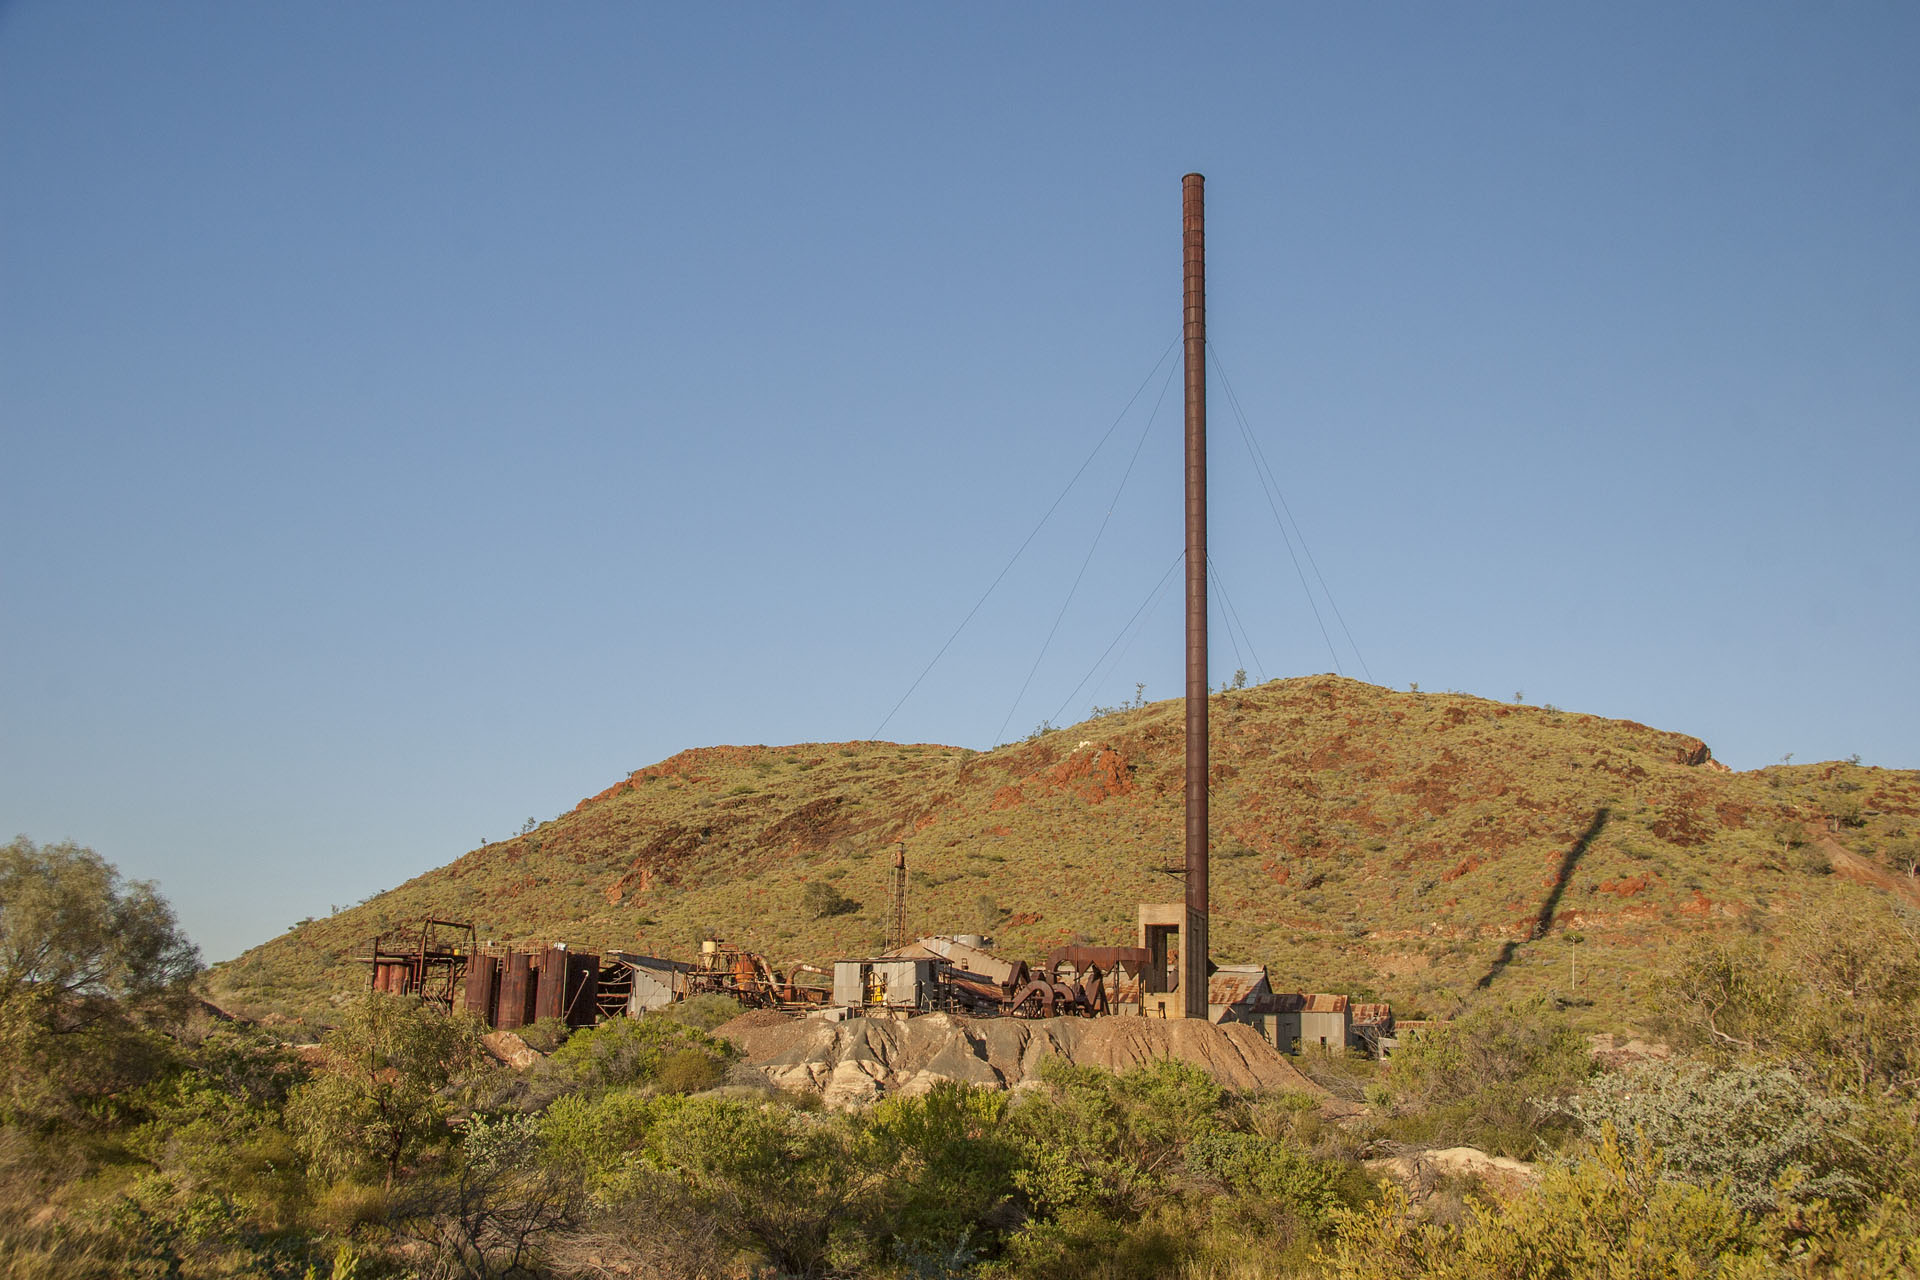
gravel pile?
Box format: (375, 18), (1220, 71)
(711, 1010), (1328, 1108)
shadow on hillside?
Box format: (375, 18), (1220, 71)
(1474, 807), (1610, 991)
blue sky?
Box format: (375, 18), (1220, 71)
(4, 3), (1915, 962)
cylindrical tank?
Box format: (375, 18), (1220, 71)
(497, 952), (533, 1030)
(463, 954), (501, 1026)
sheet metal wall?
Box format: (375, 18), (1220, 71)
(533, 947), (568, 1023)
(497, 952), (533, 1030)
(562, 952), (599, 1028)
(463, 954), (500, 1024)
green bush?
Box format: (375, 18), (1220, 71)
(657, 993), (744, 1032)
(862, 1082), (1016, 1251)
(285, 992), (484, 1188)
(1826, 795), (1866, 828)
(1003, 1059), (1225, 1219)
(515, 1016), (570, 1053)
(646, 1096), (875, 1275)
(1549, 1058), (1866, 1214)
(1322, 1126), (1771, 1279)
(801, 879), (859, 920)
(1001, 1202), (1191, 1280)
(1185, 1130), (1345, 1228)
(543, 1014), (736, 1091)
(1661, 895), (1920, 1098)
(1386, 997), (1591, 1156)
(126, 1029), (309, 1227)
(654, 1047), (726, 1094)
(537, 1088), (665, 1205)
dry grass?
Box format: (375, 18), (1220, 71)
(205, 676), (1920, 1038)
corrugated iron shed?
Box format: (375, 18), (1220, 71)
(1207, 965), (1270, 1008)
(888, 935), (1026, 988)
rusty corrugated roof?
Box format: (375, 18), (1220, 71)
(1248, 991), (1361, 1015)
(1207, 965), (1270, 1007)
(1350, 1001), (1392, 1026)
(605, 951), (691, 976)
(890, 935), (1025, 987)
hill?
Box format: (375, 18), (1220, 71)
(205, 676), (1920, 1031)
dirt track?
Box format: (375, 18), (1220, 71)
(1811, 826), (1920, 909)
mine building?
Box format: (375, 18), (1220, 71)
(830, 957), (942, 1012)
(1349, 1002), (1395, 1055)
(604, 951), (692, 1014)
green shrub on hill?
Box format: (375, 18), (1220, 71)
(1548, 1059), (1865, 1214)
(514, 1016), (570, 1053)
(542, 1013), (736, 1092)
(285, 992), (484, 1189)
(1662, 892), (1920, 1096)
(801, 878), (860, 920)
(536, 1088), (665, 1205)
(1185, 1129), (1345, 1227)
(862, 1082), (1017, 1252)
(1323, 1127), (1771, 1280)
(657, 992), (744, 1032)
(1385, 997), (1591, 1157)
(646, 1095), (875, 1276)
(1005, 1058), (1226, 1218)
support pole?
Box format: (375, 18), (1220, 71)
(1182, 173), (1211, 1020)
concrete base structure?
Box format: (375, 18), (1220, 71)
(1136, 902), (1210, 1019)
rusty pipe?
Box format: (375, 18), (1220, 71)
(1182, 172), (1211, 1018)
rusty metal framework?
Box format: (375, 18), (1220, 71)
(688, 938), (831, 1009)
(1009, 965), (1110, 1018)
(886, 843), (909, 954)
(363, 918), (476, 1012)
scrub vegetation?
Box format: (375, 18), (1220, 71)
(7, 835), (1920, 1276)
(206, 676), (1920, 1046)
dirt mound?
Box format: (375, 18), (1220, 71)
(713, 1011), (1326, 1108)
(716, 1008), (799, 1034)
(1367, 1146), (1538, 1201)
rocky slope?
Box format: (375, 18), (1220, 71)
(714, 1010), (1325, 1107)
(206, 676), (1920, 1033)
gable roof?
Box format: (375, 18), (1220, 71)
(605, 951), (691, 977)
(1208, 965), (1271, 1007)
(1350, 1001), (1393, 1026)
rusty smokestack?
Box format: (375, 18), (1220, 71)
(1182, 172), (1210, 1019)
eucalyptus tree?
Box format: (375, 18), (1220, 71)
(0, 837), (200, 1121)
